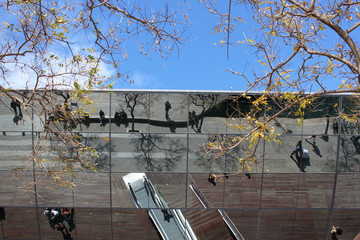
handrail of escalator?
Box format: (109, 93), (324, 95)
(145, 176), (197, 240)
(190, 182), (212, 209)
(190, 182), (245, 240)
(128, 183), (141, 208)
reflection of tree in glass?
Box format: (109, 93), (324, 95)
(131, 134), (185, 171)
(123, 93), (149, 132)
(192, 135), (252, 172)
(338, 136), (360, 172)
(81, 134), (112, 171)
(190, 94), (218, 133)
(43, 133), (111, 173)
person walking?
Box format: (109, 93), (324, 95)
(291, 140), (302, 159)
(99, 110), (105, 127)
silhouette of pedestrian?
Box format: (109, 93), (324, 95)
(61, 208), (75, 232)
(291, 141), (302, 159)
(333, 119), (339, 134)
(119, 109), (127, 122)
(161, 209), (172, 222)
(190, 111), (199, 131)
(99, 110), (105, 127)
(165, 101), (172, 121)
(10, 99), (18, 115)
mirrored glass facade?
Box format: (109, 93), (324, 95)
(0, 91), (359, 239)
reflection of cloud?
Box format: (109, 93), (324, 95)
(127, 71), (160, 89)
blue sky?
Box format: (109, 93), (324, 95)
(116, 1), (256, 91)
(4, 1), (352, 92)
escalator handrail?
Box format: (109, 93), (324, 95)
(190, 182), (245, 240)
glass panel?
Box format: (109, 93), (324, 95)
(298, 174), (334, 208)
(189, 93), (229, 134)
(0, 94), (32, 132)
(262, 173), (334, 209)
(189, 173), (224, 208)
(111, 172), (137, 209)
(341, 95), (360, 135)
(226, 94), (268, 134)
(149, 92), (188, 133)
(262, 174), (299, 208)
(265, 135), (337, 173)
(334, 173), (360, 208)
(1, 208), (39, 239)
(184, 209), (234, 239)
(32, 132), (109, 174)
(332, 209), (360, 240)
(110, 92), (150, 133)
(226, 210), (258, 240)
(224, 134), (264, 174)
(111, 133), (187, 172)
(258, 209), (329, 239)
(0, 170), (35, 207)
(73, 172), (110, 208)
(302, 96), (340, 135)
(338, 136), (360, 172)
(147, 172), (187, 209)
(72, 208), (112, 239)
(188, 134), (225, 173)
(265, 95), (303, 135)
(81, 132), (110, 172)
(35, 172), (74, 207)
(64, 92), (111, 132)
(223, 173), (261, 209)
(112, 209), (160, 239)
(0, 133), (32, 170)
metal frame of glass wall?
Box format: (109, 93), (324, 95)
(0, 90), (359, 239)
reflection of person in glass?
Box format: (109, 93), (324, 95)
(331, 226), (343, 240)
(165, 101), (172, 121)
(10, 99), (23, 125)
(61, 208), (75, 232)
(189, 111), (198, 131)
(99, 110), (105, 127)
(44, 208), (74, 239)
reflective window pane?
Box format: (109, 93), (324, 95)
(185, 209), (234, 239)
(303, 96), (340, 135)
(73, 173), (110, 208)
(2, 208), (39, 239)
(189, 173), (224, 208)
(111, 133), (187, 172)
(223, 173), (261, 209)
(111, 92), (150, 133)
(334, 173), (360, 208)
(332, 209), (360, 240)
(265, 135), (337, 173)
(149, 93), (188, 133)
(112, 209), (160, 239)
(189, 93), (228, 135)
(258, 209), (329, 240)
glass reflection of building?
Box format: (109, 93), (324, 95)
(0, 91), (360, 240)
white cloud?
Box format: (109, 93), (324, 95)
(1, 48), (116, 90)
(126, 71), (160, 89)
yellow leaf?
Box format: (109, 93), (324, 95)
(248, 39), (254, 43)
(89, 105), (96, 113)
